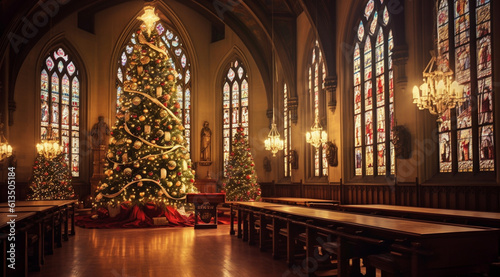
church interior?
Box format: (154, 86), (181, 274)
(0, 0), (500, 276)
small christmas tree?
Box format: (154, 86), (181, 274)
(27, 153), (76, 200)
(223, 126), (261, 201)
(94, 7), (197, 210)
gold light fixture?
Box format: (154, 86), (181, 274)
(265, 121), (284, 157)
(306, 116), (327, 148)
(264, 1), (284, 157)
(0, 114), (13, 161)
(412, 51), (465, 122)
(36, 127), (63, 160)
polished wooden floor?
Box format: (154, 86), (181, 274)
(29, 225), (303, 277)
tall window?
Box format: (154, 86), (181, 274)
(117, 22), (192, 150)
(40, 47), (80, 177)
(353, 0), (395, 177)
(308, 42), (328, 177)
(222, 59), (249, 176)
(437, 0), (494, 173)
(283, 83), (291, 177)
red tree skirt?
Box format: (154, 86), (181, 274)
(76, 203), (195, 228)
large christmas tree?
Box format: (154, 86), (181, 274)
(94, 7), (197, 209)
(27, 153), (76, 200)
(222, 126), (261, 201)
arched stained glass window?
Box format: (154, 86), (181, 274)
(353, 0), (395, 177)
(283, 83), (291, 177)
(40, 47), (80, 177)
(223, 59), (249, 176)
(309, 42), (328, 177)
(436, 0), (494, 173)
(116, 22), (192, 150)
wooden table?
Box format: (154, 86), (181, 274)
(233, 202), (499, 277)
(340, 204), (500, 227)
(0, 200), (78, 238)
(0, 212), (38, 277)
(262, 197), (339, 207)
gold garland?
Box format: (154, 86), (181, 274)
(123, 87), (182, 124)
(106, 144), (185, 166)
(101, 178), (185, 200)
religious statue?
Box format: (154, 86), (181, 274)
(325, 141), (338, 167)
(200, 121), (212, 162)
(90, 116), (110, 148)
(392, 125), (411, 159)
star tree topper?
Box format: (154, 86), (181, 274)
(137, 6), (160, 36)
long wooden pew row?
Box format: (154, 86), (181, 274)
(262, 197), (340, 209)
(231, 202), (500, 277)
(0, 200), (77, 241)
(340, 204), (500, 228)
(0, 212), (39, 277)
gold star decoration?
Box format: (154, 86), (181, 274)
(137, 6), (160, 36)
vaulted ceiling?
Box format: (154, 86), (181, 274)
(0, 0), (336, 121)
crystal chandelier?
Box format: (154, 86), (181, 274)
(36, 127), (63, 160)
(265, 121), (284, 157)
(0, 116), (13, 161)
(306, 116), (327, 148)
(412, 51), (465, 122)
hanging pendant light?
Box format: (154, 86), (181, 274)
(36, 126), (63, 160)
(264, 1), (284, 157)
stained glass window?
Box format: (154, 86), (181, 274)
(283, 84), (291, 177)
(437, 0), (494, 173)
(40, 47), (80, 177)
(223, 59), (249, 176)
(116, 22), (192, 151)
(353, 0), (394, 177)
(309, 42), (328, 177)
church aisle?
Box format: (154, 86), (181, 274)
(29, 225), (297, 277)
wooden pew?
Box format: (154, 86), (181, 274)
(262, 197), (340, 208)
(0, 212), (38, 277)
(233, 202), (499, 277)
(0, 200), (78, 240)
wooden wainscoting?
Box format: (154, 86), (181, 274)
(262, 180), (500, 212)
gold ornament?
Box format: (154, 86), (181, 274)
(168, 161), (177, 170)
(105, 169), (113, 176)
(148, 156), (155, 161)
(126, 139), (132, 144)
(140, 56), (150, 65)
(143, 109), (149, 113)
(130, 195), (136, 199)
(139, 192), (145, 197)
(178, 125), (185, 131)
(133, 141), (142, 149)
(177, 135), (184, 143)
(156, 87), (162, 97)
(161, 154), (168, 159)
(135, 175), (142, 180)
(138, 181), (143, 187)
(175, 181), (181, 187)
(167, 181), (173, 187)
(160, 110), (168, 118)
(137, 66), (144, 75)
(144, 125), (151, 134)
(172, 191), (177, 196)
(133, 161), (140, 168)
(139, 115), (146, 122)
(161, 168), (167, 179)
(164, 132), (171, 141)
(132, 96), (141, 105)
(124, 168), (132, 176)
(107, 152), (114, 158)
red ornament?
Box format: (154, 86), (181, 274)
(177, 172), (182, 176)
(137, 126), (141, 130)
(230, 152), (234, 156)
(251, 163), (255, 167)
(148, 172), (153, 176)
(115, 166), (121, 171)
(190, 179), (194, 183)
(44, 172), (48, 176)
(246, 175), (251, 180)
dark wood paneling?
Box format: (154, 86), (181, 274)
(266, 181), (500, 212)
